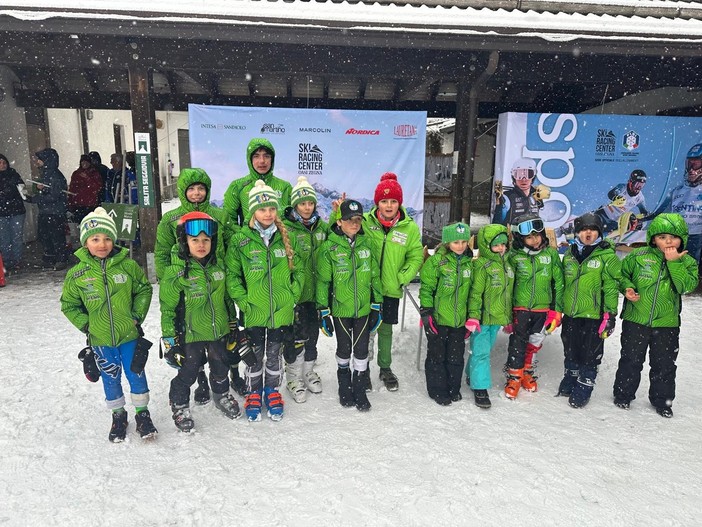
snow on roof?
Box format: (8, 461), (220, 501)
(3, 1), (702, 43)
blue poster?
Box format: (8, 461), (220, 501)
(493, 112), (702, 246)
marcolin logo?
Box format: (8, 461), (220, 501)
(299, 127), (332, 134)
(345, 128), (380, 136)
(393, 124), (417, 138)
(200, 123), (247, 131)
(298, 143), (324, 176)
(261, 123), (285, 134)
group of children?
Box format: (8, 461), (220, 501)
(60, 138), (424, 441)
(419, 209), (698, 419)
(59, 137), (698, 442)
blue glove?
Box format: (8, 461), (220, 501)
(369, 302), (382, 333)
(161, 337), (185, 369)
(319, 308), (334, 337)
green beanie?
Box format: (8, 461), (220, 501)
(248, 179), (280, 215)
(442, 222), (470, 243)
(491, 233), (509, 247)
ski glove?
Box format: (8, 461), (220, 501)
(78, 346), (100, 383)
(502, 324), (514, 334)
(319, 308), (334, 337)
(368, 302), (382, 334)
(544, 310), (562, 334)
(161, 337), (185, 369)
(598, 313), (616, 339)
(225, 320), (239, 351)
(464, 319), (481, 339)
(233, 330), (256, 367)
(130, 325), (152, 374)
(419, 307), (439, 337)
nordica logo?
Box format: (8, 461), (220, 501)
(345, 128), (380, 136)
(261, 123), (285, 134)
(394, 124), (417, 138)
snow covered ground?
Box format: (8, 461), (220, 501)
(1, 268), (701, 526)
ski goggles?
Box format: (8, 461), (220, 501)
(687, 158), (702, 172)
(513, 218), (544, 235)
(183, 218), (215, 237)
(512, 168), (536, 180)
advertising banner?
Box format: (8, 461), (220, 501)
(492, 112), (702, 248)
(188, 105), (427, 227)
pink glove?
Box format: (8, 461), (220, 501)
(544, 310), (562, 334)
(502, 324), (513, 334)
(465, 319), (481, 334)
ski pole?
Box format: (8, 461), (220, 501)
(25, 179), (77, 195)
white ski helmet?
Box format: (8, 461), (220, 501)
(685, 144), (702, 187)
(511, 158), (537, 182)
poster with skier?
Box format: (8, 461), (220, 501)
(492, 112), (702, 255)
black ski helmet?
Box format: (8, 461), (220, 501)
(511, 212), (547, 250)
(574, 212), (604, 237)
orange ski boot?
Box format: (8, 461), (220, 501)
(504, 368), (523, 400)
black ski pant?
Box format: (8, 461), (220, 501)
(38, 214), (67, 265)
(169, 339), (230, 406)
(285, 302), (319, 364)
(333, 315), (371, 371)
(246, 326), (287, 392)
(424, 325), (465, 399)
(613, 320), (680, 409)
(506, 310), (548, 370)
(560, 316), (605, 379)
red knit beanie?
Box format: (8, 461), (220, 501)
(374, 172), (403, 205)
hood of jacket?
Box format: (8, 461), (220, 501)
(477, 223), (509, 262)
(36, 148), (59, 170)
(177, 168), (212, 212)
(246, 138), (276, 179)
(647, 212), (689, 250)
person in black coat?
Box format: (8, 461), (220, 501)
(33, 148), (68, 270)
(0, 154), (27, 272)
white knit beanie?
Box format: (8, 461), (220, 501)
(80, 207), (118, 245)
(248, 179), (280, 214)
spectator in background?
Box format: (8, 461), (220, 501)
(88, 151), (109, 198)
(33, 148), (68, 271)
(68, 154), (103, 223)
(105, 153), (137, 205)
(0, 154), (27, 274)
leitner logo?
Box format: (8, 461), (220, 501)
(394, 124), (417, 138)
(345, 128), (380, 136)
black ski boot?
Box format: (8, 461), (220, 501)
(557, 368), (579, 396)
(230, 366), (249, 396)
(337, 367), (355, 407)
(379, 368), (399, 392)
(135, 409), (158, 439)
(353, 370), (372, 412)
(171, 403), (194, 432)
(364, 365), (373, 393)
(213, 392), (242, 419)
(431, 394), (452, 406)
(473, 389), (491, 409)
(194, 369), (211, 405)
(656, 406), (674, 418)
(109, 410), (128, 443)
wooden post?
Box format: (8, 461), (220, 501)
(128, 65), (162, 275)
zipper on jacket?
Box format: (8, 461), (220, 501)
(454, 256), (461, 327)
(201, 261), (218, 340)
(351, 245), (359, 318)
(528, 254), (537, 308)
(569, 258), (583, 316)
(266, 243), (275, 327)
(648, 260), (665, 326)
(101, 259), (117, 347)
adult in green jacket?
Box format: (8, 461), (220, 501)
(558, 212), (621, 409)
(155, 168), (236, 281)
(222, 138), (292, 227)
(331, 173), (424, 391)
(614, 213), (699, 417)
(465, 223), (514, 407)
(419, 222), (474, 405)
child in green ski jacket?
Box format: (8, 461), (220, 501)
(558, 213), (621, 409)
(60, 207), (156, 442)
(155, 167), (243, 403)
(281, 176), (329, 403)
(226, 180), (303, 422)
(159, 211), (242, 432)
(613, 213), (698, 418)
(316, 199), (383, 411)
(465, 223), (514, 409)
(505, 213), (564, 400)
(419, 222), (475, 406)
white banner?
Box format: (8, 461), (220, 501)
(188, 105), (427, 227)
